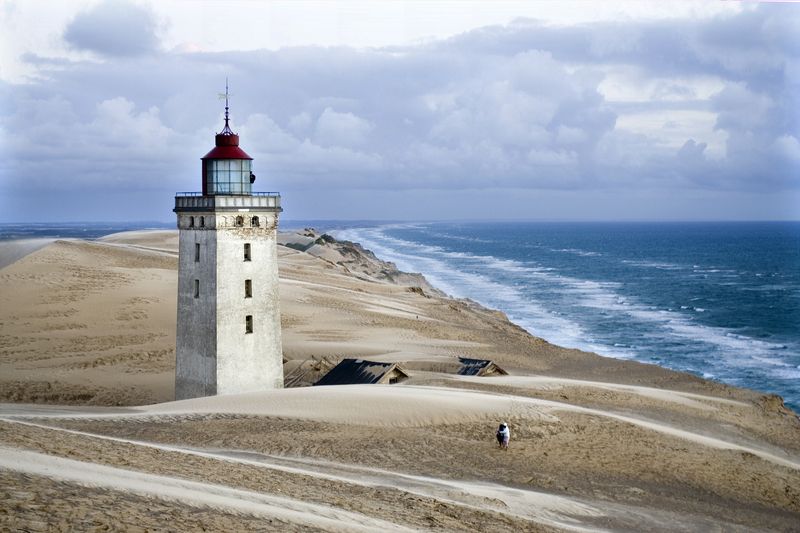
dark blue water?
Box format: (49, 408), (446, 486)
(335, 222), (800, 410)
(0, 222), (172, 241)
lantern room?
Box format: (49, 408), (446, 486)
(201, 90), (254, 196)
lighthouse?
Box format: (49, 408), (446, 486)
(173, 87), (283, 400)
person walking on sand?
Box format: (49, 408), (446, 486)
(496, 422), (510, 450)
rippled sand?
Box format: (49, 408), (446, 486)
(0, 230), (798, 531)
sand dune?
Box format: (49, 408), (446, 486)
(453, 374), (751, 409)
(6, 380), (799, 470)
(1, 229), (799, 531)
(0, 238), (56, 269)
(4, 405), (789, 532)
(1, 417), (600, 531)
(0, 447), (414, 532)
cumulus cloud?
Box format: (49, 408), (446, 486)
(314, 108), (374, 148)
(0, 93), (192, 191)
(773, 135), (800, 161)
(63, 0), (160, 57)
(1, 3), (798, 221)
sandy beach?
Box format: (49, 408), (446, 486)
(1, 229), (798, 531)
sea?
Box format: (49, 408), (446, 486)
(3, 220), (798, 411)
(0, 222), (173, 241)
(330, 221), (800, 411)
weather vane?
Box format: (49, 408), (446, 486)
(217, 78), (234, 134)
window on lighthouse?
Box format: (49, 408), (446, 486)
(206, 159), (252, 195)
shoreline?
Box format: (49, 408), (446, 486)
(1, 229), (799, 530)
(325, 228), (798, 412)
(331, 224), (800, 412)
(0, 230), (795, 413)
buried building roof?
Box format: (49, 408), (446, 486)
(458, 357), (508, 376)
(314, 359), (410, 386)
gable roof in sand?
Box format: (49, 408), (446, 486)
(314, 359), (410, 386)
(458, 357), (508, 376)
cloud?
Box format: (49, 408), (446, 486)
(0, 93), (191, 190)
(773, 135), (800, 161)
(63, 0), (160, 57)
(1, 3), (798, 221)
(314, 108), (374, 148)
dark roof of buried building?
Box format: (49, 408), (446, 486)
(457, 357), (507, 376)
(314, 358), (407, 386)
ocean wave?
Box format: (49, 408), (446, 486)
(425, 231), (495, 244)
(335, 224), (799, 391)
(621, 259), (684, 270)
(336, 227), (641, 358)
(551, 248), (602, 257)
(335, 227), (616, 355)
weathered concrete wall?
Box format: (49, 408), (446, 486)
(175, 215), (218, 400)
(175, 208), (283, 400)
(215, 212), (283, 394)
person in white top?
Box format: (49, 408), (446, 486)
(496, 422), (510, 450)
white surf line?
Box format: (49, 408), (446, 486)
(0, 447), (411, 533)
(1, 417), (604, 532)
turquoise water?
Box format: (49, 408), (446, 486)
(334, 222), (800, 410)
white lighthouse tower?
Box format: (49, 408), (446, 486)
(173, 87), (283, 400)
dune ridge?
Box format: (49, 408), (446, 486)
(1, 229), (799, 531)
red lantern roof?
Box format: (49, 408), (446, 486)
(201, 133), (253, 160)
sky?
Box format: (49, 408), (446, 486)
(0, 0), (798, 222)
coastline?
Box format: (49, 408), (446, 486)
(0, 228), (795, 408)
(332, 222), (800, 412)
(1, 229), (799, 530)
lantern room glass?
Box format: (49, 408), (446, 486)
(206, 159), (252, 195)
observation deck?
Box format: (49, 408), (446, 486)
(174, 192), (281, 212)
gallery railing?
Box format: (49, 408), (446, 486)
(174, 192), (281, 211)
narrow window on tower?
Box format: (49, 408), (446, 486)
(194, 279), (199, 298)
(200, 216), (205, 228)
(189, 216), (195, 228)
(244, 279), (252, 298)
(235, 216), (244, 227)
(194, 243), (200, 262)
(244, 243), (251, 261)
(251, 216), (260, 227)
(245, 315), (253, 334)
